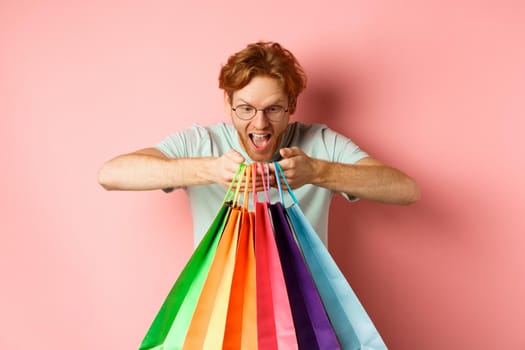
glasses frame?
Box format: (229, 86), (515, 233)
(232, 104), (289, 122)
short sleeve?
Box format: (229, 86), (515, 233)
(317, 125), (369, 202)
(318, 126), (368, 165)
(154, 124), (214, 192)
(155, 124), (213, 159)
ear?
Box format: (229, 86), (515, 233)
(223, 91), (232, 116)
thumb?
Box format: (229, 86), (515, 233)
(227, 149), (245, 163)
(280, 147), (300, 158)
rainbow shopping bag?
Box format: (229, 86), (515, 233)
(140, 161), (387, 350)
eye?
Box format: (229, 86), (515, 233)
(237, 105), (254, 113)
(266, 105), (283, 114)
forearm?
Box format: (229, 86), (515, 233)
(313, 160), (420, 205)
(98, 152), (217, 191)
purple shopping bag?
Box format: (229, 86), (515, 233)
(269, 198), (341, 350)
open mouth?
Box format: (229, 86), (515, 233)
(249, 133), (272, 151)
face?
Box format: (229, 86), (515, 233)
(226, 76), (290, 162)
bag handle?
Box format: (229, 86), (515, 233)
(251, 162), (271, 206)
(251, 163), (257, 208)
(260, 163), (271, 203)
(242, 163), (251, 209)
(223, 163), (246, 205)
(233, 165), (247, 207)
(274, 162), (298, 206)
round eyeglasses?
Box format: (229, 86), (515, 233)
(232, 104), (289, 121)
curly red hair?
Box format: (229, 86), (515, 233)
(218, 41), (307, 114)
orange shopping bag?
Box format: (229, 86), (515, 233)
(222, 165), (258, 349)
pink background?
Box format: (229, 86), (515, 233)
(1, 0), (524, 349)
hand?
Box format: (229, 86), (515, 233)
(273, 147), (320, 189)
(212, 151), (276, 193)
(251, 162), (277, 193)
(212, 149), (245, 189)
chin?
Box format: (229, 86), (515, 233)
(242, 142), (275, 162)
(249, 153), (272, 162)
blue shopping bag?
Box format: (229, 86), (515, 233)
(274, 162), (388, 350)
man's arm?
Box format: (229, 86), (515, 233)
(98, 148), (245, 191)
(276, 147), (420, 205)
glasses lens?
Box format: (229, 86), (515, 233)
(265, 106), (286, 121)
(233, 104), (288, 121)
(235, 105), (255, 120)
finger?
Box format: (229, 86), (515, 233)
(263, 174), (275, 187)
(270, 160), (292, 179)
(252, 177), (269, 190)
(279, 146), (301, 159)
(279, 148), (291, 158)
(227, 149), (245, 163)
(252, 184), (267, 193)
(269, 181), (289, 190)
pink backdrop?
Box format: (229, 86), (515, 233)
(2, 1), (524, 349)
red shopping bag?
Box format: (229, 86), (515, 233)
(254, 163), (298, 350)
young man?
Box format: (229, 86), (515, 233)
(98, 41), (419, 245)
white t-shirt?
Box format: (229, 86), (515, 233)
(155, 122), (368, 246)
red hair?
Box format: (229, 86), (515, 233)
(218, 41), (307, 114)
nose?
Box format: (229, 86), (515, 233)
(251, 109), (270, 128)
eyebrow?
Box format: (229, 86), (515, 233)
(235, 98), (286, 106)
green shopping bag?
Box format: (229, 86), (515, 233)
(139, 165), (246, 350)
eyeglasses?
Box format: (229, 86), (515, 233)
(232, 104), (289, 121)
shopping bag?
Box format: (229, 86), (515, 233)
(253, 163), (298, 350)
(274, 162), (388, 350)
(139, 165), (245, 350)
(222, 166), (258, 349)
(269, 165), (341, 350)
(182, 166), (250, 350)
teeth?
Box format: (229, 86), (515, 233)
(252, 134), (268, 139)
